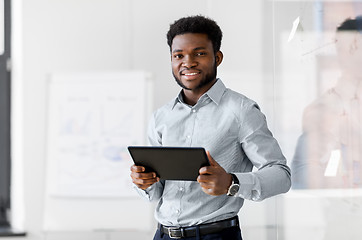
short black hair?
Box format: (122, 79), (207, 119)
(337, 15), (362, 32)
(166, 15), (223, 53)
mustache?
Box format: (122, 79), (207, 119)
(180, 68), (201, 74)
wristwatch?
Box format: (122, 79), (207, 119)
(226, 173), (240, 196)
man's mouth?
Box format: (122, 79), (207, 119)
(184, 72), (199, 76)
(181, 70), (201, 76)
(181, 71), (201, 81)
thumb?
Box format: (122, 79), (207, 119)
(206, 151), (219, 166)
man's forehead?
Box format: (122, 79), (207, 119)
(336, 31), (361, 40)
(171, 33), (212, 49)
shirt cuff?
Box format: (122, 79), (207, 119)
(233, 172), (261, 201)
(132, 183), (152, 200)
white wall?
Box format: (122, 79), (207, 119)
(9, 0), (265, 239)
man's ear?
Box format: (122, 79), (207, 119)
(215, 51), (223, 66)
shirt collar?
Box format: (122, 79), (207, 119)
(171, 78), (226, 109)
(205, 78), (226, 105)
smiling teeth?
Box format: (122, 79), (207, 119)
(185, 73), (198, 76)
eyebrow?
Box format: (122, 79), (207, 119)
(172, 47), (207, 53)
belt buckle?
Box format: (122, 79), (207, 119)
(167, 226), (184, 239)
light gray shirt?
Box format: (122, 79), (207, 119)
(135, 79), (291, 227)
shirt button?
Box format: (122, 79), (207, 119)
(179, 187), (184, 191)
(186, 135), (191, 139)
(192, 109), (196, 113)
(176, 209), (180, 214)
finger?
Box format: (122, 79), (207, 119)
(130, 164), (146, 173)
(199, 181), (213, 189)
(132, 174), (160, 189)
(132, 176), (158, 186)
(197, 174), (213, 182)
(199, 166), (208, 175)
(200, 186), (216, 196)
(199, 166), (216, 175)
(206, 151), (220, 167)
(131, 171), (157, 180)
(201, 187), (210, 195)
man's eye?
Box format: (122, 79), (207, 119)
(196, 52), (206, 56)
(174, 54), (183, 59)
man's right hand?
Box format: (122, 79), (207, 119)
(130, 164), (160, 190)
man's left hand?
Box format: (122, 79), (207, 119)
(197, 151), (232, 196)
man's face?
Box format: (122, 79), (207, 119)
(171, 33), (222, 91)
(336, 32), (362, 74)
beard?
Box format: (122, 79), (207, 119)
(173, 64), (217, 91)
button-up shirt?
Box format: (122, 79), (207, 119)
(135, 79), (291, 227)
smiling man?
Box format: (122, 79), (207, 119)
(130, 15), (291, 240)
(171, 32), (222, 106)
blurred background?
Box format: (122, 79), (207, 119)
(1, 0), (362, 239)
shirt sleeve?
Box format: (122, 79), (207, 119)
(147, 111), (162, 146)
(132, 112), (165, 201)
(133, 180), (165, 202)
(235, 103), (291, 201)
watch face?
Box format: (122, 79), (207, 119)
(229, 184), (239, 196)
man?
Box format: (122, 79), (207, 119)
(291, 16), (362, 189)
(131, 15), (291, 240)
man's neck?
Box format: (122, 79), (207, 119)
(182, 91), (200, 106)
(336, 73), (362, 98)
(182, 79), (217, 106)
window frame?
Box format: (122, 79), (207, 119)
(0, 0), (11, 227)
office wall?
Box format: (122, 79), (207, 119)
(9, 1), (361, 240)
(9, 1), (264, 239)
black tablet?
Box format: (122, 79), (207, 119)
(128, 146), (210, 181)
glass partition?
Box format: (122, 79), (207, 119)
(271, 1), (362, 239)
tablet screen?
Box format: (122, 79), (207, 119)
(128, 146), (209, 181)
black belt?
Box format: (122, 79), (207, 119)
(158, 216), (239, 239)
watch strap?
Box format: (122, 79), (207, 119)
(227, 173), (240, 196)
(230, 173), (239, 184)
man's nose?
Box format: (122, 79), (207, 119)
(182, 55), (197, 68)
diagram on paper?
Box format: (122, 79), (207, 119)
(46, 73), (149, 197)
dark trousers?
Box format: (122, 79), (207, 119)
(153, 226), (243, 240)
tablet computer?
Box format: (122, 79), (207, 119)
(128, 146), (209, 181)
